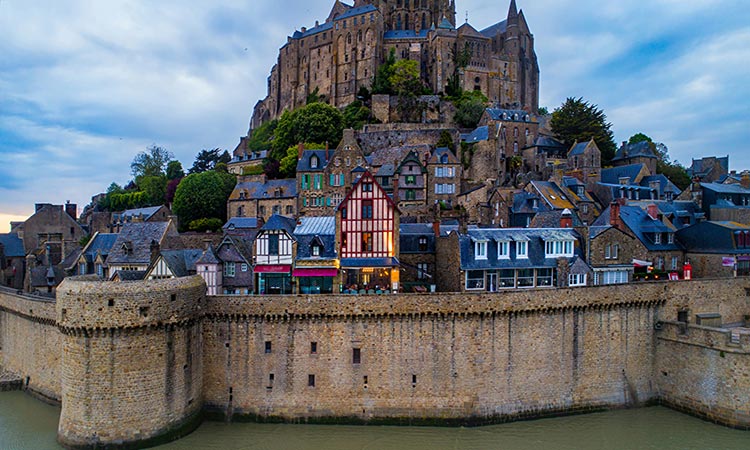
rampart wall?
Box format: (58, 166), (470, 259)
(1, 278), (749, 449)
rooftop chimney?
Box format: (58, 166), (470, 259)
(432, 220), (441, 237)
(65, 201), (77, 221)
(298, 142), (305, 160)
(647, 204), (659, 220)
(741, 171), (750, 189)
(610, 202), (621, 229)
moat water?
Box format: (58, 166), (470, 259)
(1, 391), (748, 449)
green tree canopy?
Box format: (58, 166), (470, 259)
(454, 90), (488, 129)
(272, 102), (344, 162)
(166, 160), (185, 180)
(342, 100), (376, 130)
(189, 148), (231, 174)
(138, 175), (167, 206)
(130, 145), (173, 180)
(279, 143), (327, 179)
(550, 97), (617, 166)
(172, 170), (236, 231)
(628, 133), (691, 191)
(371, 48), (397, 95)
(389, 59), (423, 95)
(436, 130), (456, 152)
(246, 119), (278, 152)
(628, 133), (652, 145)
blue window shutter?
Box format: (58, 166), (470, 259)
(330, 174), (335, 186)
(326, 197), (331, 206)
(340, 174), (345, 186)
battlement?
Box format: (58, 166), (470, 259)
(56, 275), (206, 333)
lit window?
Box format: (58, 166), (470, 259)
(361, 232), (373, 252)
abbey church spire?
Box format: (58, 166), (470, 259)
(508, 0), (518, 21)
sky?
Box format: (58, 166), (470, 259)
(1, 0), (749, 232)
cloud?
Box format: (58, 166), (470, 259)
(0, 0), (748, 222)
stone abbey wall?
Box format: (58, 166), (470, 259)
(1, 278), (750, 448)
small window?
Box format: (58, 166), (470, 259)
(517, 241), (528, 258)
(475, 241), (487, 259)
(312, 245), (321, 256)
(310, 342), (317, 354)
(361, 232), (373, 252)
(265, 341), (272, 354)
(362, 182), (373, 192)
(241, 263), (248, 272)
(308, 374), (316, 387)
(498, 241), (509, 259)
(362, 200), (373, 219)
(353, 348), (361, 364)
(418, 236), (428, 251)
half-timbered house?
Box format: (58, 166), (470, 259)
(336, 171), (400, 293)
(254, 214), (297, 294)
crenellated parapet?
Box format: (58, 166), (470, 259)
(56, 275), (205, 334)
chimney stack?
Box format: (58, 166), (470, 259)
(297, 142), (305, 160)
(432, 220), (441, 237)
(741, 171), (750, 189)
(65, 201), (77, 221)
(610, 202), (621, 229)
(150, 240), (160, 263)
(647, 204), (659, 220)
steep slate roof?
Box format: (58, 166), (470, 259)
(459, 228), (581, 271)
(484, 108), (532, 122)
(217, 234), (253, 264)
(375, 163), (396, 177)
(480, 20), (507, 37)
(529, 181), (576, 210)
(196, 245), (220, 265)
(677, 221), (750, 254)
(399, 223), (436, 254)
(334, 4), (377, 21)
(626, 200), (703, 229)
(429, 147), (460, 164)
(0, 233), (24, 257)
(292, 22), (333, 39)
(116, 270), (147, 281)
(261, 214), (297, 235)
(438, 16), (455, 30)
(384, 30), (430, 39)
(529, 210), (583, 228)
(612, 141), (657, 162)
(117, 206), (164, 221)
(395, 150), (426, 174)
(296, 149), (329, 172)
(568, 142), (590, 157)
(688, 156), (729, 178)
(593, 206), (681, 252)
(234, 178), (297, 199)
(294, 216), (336, 260)
(700, 182), (750, 195)
(589, 225), (613, 240)
(457, 23), (485, 38)
(368, 146), (429, 167)
(30, 265), (65, 289)
(108, 222), (172, 265)
(158, 249), (204, 277)
(640, 175), (679, 197)
(601, 164), (648, 185)
(79, 233), (118, 264)
(223, 217), (260, 230)
(463, 126), (489, 143)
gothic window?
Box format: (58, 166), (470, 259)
(358, 30), (362, 42)
(405, 15), (410, 30)
(347, 33), (352, 45)
(422, 13), (426, 30)
(397, 15), (402, 30)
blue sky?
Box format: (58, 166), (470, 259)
(1, 0), (749, 231)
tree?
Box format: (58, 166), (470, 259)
(389, 59), (427, 123)
(190, 148), (231, 174)
(306, 87), (325, 105)
(272, 102), (344, 162)
(454, 90), (488, 128)
(138, 175), (167, 206)
(130, 145), (173, 180)
(165, 178), (181, 205)
(628, 133), (652, 145)
(537, 106), (549, 116)
(446, 42), (471, 98)
(343, 100), (376, 130)
(172, 170), (236, 231)
(246, 119), (278, 151)
(166, 161), (185, 180)
(436, 130), (456, 152)
(550, 97), (617, 166)
(371, 48), (397, 95)
(279, 143), (326, 179)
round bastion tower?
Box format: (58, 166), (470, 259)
(56, 275), (206, 449)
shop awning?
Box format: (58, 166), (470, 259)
(254, 265), (291, 273)
(632, 259), (651, 267)
(340, 257), (399, 268)
(292, 268), (338, 277)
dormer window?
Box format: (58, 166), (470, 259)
(516, 241), (528, 259)
(312, 244), (321, 257)
(577, 186), (585, 196)
(418, 236), (428, 252)
(545, 240), (574, 258)
(667, 233), (674, 244)
(654, 233), (662, 245)
(310, 155), (319, 169)
(441, 154), (448, 164)
(498, 241), (509, 259)
(475, 241), (488, 260)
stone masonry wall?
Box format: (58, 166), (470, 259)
(56, 276), (206, 449)
(0, 286), (60, 402)
(656, 321), (750, 429)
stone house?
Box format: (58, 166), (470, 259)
(107, 220), (179, 280)
(456, 183), (491, 225)
(216, 235), (254, 295)
(687, 156), (729, 183)
(593, 203), (685, 280)
(595, 164), (679, 206)
(13, 202), (85, 259)
(228, 136), (266, 175)
(560, 177), (599, 226)
(296, 147), (331, 216)
(463, 108), (539, 185)
(566, 139), (601, 189)
(486, 188), (513, 227)
(522, 135), (567, 179)
(110, 205), (172, 233)
(676, 221), (750, 278)
(611, 141), (658, 174)
(254, 214), (297, 295)
(398, 223), (436, 290)
(0, 233), (25, 290)
(321, 129), (370, 214)
(227, 174), (297, 222)
(445, 227), (588, 292)
(336, 170), (400, 292)
(427, 147), (462, 208)
(394, 150), (427, 207)
(691, 182), (750, 223)
(67, 232), (118, 279)
(293, 216), (338, 294)
(587, 224), (638, 286)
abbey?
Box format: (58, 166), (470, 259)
(251, 0), (539, 127)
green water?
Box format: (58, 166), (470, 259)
(1, 391), (748, 449)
